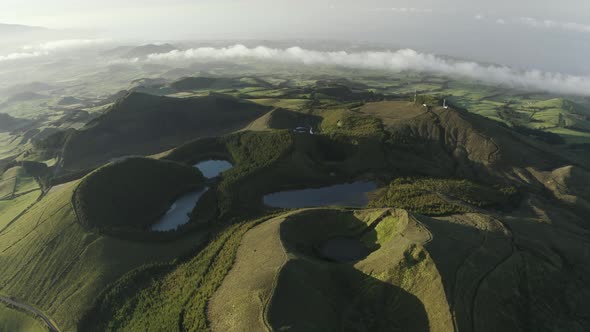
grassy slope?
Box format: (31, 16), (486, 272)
(61, 92), (271, 170)
(0, 190), (41, 230)
(247, 98), (309, 111)
(208, 212), (291, 332)
(1, 166), (41, 199)
(244, 108), (319, 132)
(0, 305), (45, 332)
(78, 216), (274, 331)
(209, 201), (590, 331)
(0, 181), (209, 331)
(319, 108), (384, 138)
(369, 177), (518, 215)
(547, 127), (590, 144)
(74, 157), (204, 231)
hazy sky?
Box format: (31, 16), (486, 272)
(2, 0), (590, 74)
(3, 0), (590, 34)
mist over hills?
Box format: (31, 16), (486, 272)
(0, 23), (46, 34)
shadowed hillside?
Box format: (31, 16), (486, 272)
(73, 157), (205, 233)
(245, 108), (321, 131)
(0, 113), (31, 132)
(60, 92), (271, 170)
(358, 101), (570, 181)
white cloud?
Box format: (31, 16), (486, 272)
(367, 7), (433, 14)
(22, 39), (110, 51)
(0, 51), (47, 62)
(516, 17), (590, 34)
(147, 44), (590, 96)
(496, 18), (506, 25)
(0, 38), (111, 63)
(474, 14), (484, 20)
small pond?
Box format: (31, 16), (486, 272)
(319, 237), (370, 262)
(263, 181), (377, 208)
(194, 160), (233, 179)
(151, 187), (208, 232)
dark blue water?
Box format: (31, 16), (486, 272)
(194, 160), (233, 179)
(263, 181), (377, 208)
(151, 187), (209, 232)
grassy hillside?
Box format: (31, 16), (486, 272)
(78, 215), (275, 331)
(319, 108), (385, 138)
(0, 113), (30, 132)
(369, 177), (518, 215)
(207, 198), (590, 331)
(208, 208), (452, 332)
(0, 305), (45, 332)
(248, 98), (309, 111)
(0, 181), (210, 331)
(74, 157), (204, 232)
(61, 92), (271, 170)
(245, 108), (320, 131)
(0, 166), (40, 200)
(0, 190), (41, 230)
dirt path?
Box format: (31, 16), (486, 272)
(0, 296), (60, 332)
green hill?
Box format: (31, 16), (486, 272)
(358, 101), (567, 178)
(0, 305), (45, 332)
(245, 108), (320, 131)
(0, 165), (40, 200)
(60, 92), (271, 170)
(73, 157), (204, 233)
(0, 113), (31, 132)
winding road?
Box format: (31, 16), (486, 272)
(0, 296), (60, 332)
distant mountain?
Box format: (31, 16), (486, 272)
(0, 82), (54, 97)
(0, 113), (31, 132)
(0, 23), (46, 34)
(125, 43), (177, 58)
(3, 91), (46, 104)
(102, 43), (178, 59)
(57, 96), (84, 106)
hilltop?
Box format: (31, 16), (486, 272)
(0, 113), (31, 132)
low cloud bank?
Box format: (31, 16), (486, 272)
(23, 38), (110, 51)
(367, 7), (433, 14)
(0, 51), (47, 62)
(148, 44), (590, 96)
(0, 39), (110, 63)
(516, 17), (590, 34)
